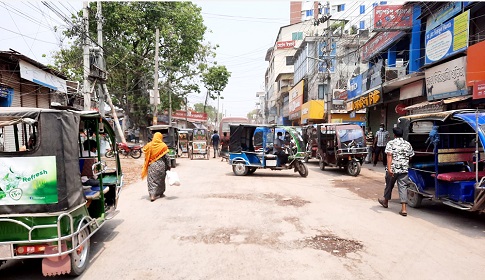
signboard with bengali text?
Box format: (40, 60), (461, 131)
(373, 5), (413, 31)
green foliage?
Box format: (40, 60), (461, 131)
(201, 65), (231, 112)
(52, 2), (226, 128)
(194, 103), (217, 122)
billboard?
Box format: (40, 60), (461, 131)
(425, 2), (462, 33)
(289, 80), (304, 120)
(425, 10), (469, 65)
(373, 5), (413, 31)
(425, 56), (467, 100)
(0, 156), (58, 205)
(361, 31), (405, 62)
(172, 110), (208, 122)
(347, 75), (363, 100)
(276, 40), (296, 49)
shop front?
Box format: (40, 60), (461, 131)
(300, 100), (324, 125)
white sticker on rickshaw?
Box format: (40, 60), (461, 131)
(0, 156), (58, 205)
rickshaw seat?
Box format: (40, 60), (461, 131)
(435, 171), (485, 182)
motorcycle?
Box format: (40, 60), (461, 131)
(106, 142), (142, 159)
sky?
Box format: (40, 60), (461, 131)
(0, 1), (291, 117)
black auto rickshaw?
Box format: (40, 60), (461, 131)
(316, 123), (367, 176)
(0, 107), (123, 276)
(148, 125), (179, 168)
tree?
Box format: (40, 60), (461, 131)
(194, 103), (217, 123)
(52, 2), (225, 129)
(201, 65), (231, 113)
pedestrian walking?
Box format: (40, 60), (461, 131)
(141, 132), (171, 202)
(220, 132), (230, 161)
(373, 123), (390, 166)
(378, 127), (414, 216)
(211, 130), (220, 158)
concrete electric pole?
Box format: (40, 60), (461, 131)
(83, 2), (91, 111)
(153, 28), (160, 125)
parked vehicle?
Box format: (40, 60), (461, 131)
(316, 123), (367, 176)
(219, 116), (249, 137)
(0, 107), (123, 276)
(106, 142), (142, 159)
(148, 125), (179, 168)
(189, 128), (210, 160)
(178, 128), (193, 157)
(229, 124), (308, 177)
(398, 109), (485, 213)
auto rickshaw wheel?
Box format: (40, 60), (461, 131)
(346, 160), (361, 176)
(297, 161), (308, 177)
(233, 162), (248, 176)
(70, 223), (91, 276)
(248, 167), (257, 175)
(171, 158), (176, 168)
(406, 181), (423, 208)
(319, 159), (325, 171)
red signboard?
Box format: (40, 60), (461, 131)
(276, 40), (296, 49)
(473, 80), (485, 100)
(395, 104), (407, 115)
(373, 5), (413, 31)
(361, 31), (404, 62)
(172, 110), (208, 121)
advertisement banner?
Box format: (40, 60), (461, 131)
(276, 40), (296, 49)
(362, 59), (384, 92)
(473, 80), (485, 100)
(172, 110), (208, 122)
(373, 5), (413, 31)
(361, 31), (405, 62)
(425, 2), (462, 33)
(347, 75), (363, 100)
(0, 156), (58, 205)
(425, 10), (469, 65)
(351, 88), (382, 111)
(19, 60), (67, 93)
(466, 39), (485, 86)
(289, 80), (304, 116)
(425, 56), (467, 100)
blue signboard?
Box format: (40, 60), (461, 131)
(425, 2), (462, 33)
(425, 10), (469, 65)
(347, 75), (363, 100)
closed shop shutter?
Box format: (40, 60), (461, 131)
(21, 84), (37, 108)
(37, 88), (50, 108)
(10, 80), (21, 107)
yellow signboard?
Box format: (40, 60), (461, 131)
(300, 100), (324, 122)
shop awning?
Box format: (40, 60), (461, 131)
(404, 95), (472, 110)
(382, 72), (425, 92)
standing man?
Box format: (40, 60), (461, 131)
(378, 127), (414, 216)
(373, 123), (390, 166)
(211, 130), (220, 158)
(220, 132), (230, 161)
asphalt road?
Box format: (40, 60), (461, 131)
(2, 155), (485, 279)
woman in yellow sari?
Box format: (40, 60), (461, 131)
(141, 132), (171, 201)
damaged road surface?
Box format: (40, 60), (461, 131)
(2, 157), (485, 279)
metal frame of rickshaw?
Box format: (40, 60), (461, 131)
(316, 123), (367, 176)
(398, 109), (485, 212)
(189, 127), (210, 160)
(229, 124), (308, 177)
(0, 108), (123, 276)
(178, 128), (193, 158)
(148, 124), (180, 167)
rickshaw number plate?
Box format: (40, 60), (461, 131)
(195, 154), (205, 159)
(0, 244), (13, 258)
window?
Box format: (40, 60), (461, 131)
(380, 1), (387, 5)
(0, 118), (38, 152)
(337, 4), (345, 12)
(286, 56), (294, 66)
(373, 2), (378, 7)
(360, 21), (365, 30)
(324, 7), (330, 14)
(305, 10), (313, 17)
(360, 5), (365, 14)
(318, 84), (325, 99)
(292, 32), (303, 40)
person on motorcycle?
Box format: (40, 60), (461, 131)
(274, 131), (289, 167)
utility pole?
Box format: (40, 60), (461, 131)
(83, 2), (91, 111)
(96, 2), (126, 143)
(185, 96), (188, 128)
(153, 28), (160, 125)
(325, 1), (332, 123)
(96, 1), (104, 117)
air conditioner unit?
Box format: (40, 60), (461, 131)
(385, 67), (407, 81)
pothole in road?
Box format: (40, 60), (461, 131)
(206, 193), (310, 208)
(178, 227), (363, 258)
(296, 234), (363, 257)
